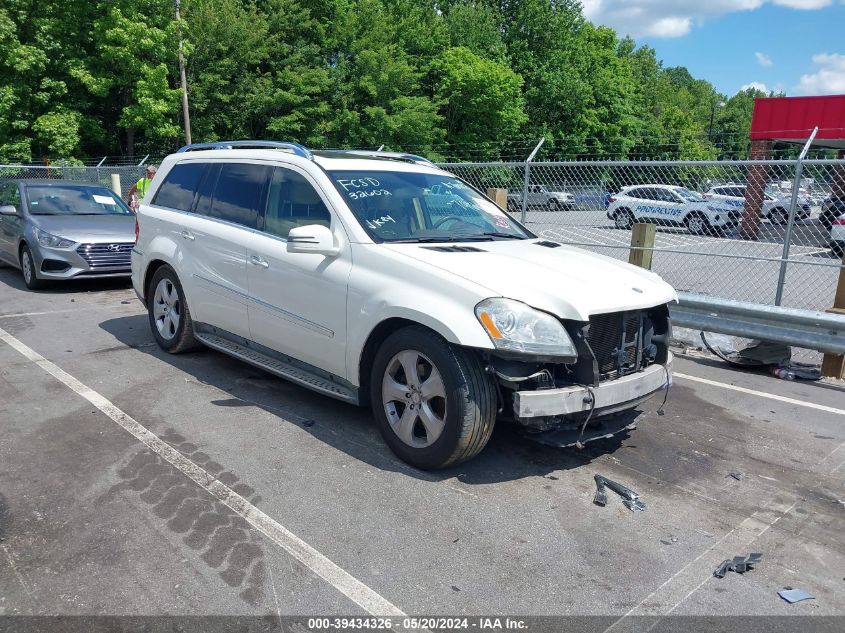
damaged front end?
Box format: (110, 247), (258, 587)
(485, 303), (673, 445)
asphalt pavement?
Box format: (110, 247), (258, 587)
(0, 266), (843, 630)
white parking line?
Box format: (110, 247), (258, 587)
(0, 325), (406, 617)
(604, 499), (795, 630)
(674, 372), (845, 416)
(0, 308), (94, 319)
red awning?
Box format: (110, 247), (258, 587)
(750, 95), (845, 148)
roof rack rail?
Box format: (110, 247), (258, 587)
(323, 150), (435, 167)
(175, 140), (313, 160)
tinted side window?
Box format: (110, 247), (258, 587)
(205, 163), (269, 228)
(0, 183), (20, 207)
(262, 167), (331, 239)
(153, 163), (207, 210)
(194, 164), (221, 217)
(626, 189), (643, 199)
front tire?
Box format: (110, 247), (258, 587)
(770, 207), (789, 225)
(19, 245), (47, 290)
(147, 265), (198, 353)
(546, 199), (561, 212)
(370, 326), (496, 470)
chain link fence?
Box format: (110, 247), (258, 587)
(2, 156), (842, 316)
(0, 163), (147, 199)
(442, 158), (845, 318)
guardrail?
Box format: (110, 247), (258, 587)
(670, 293), (845, 355)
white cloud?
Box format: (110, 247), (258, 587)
(741, 81), (769, 92)
(582, 0), (832, 38)
(755, 52), (773, 66)
(796, 53), (845, 94)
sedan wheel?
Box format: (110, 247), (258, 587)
(19, 246), (46, 290)
(382, 350), (447, 448)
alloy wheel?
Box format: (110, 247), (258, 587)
(152, 278), (182, 340)
(382, 350), (447, 448)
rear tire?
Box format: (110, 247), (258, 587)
(685, 212), (710, 236)
(147, 265), (199, 353)
(370, 326), (497, 470)
(19, 245), (47, 290)
(614, 208), (634, 230)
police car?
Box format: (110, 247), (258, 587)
(606, 184), (740, 235)
(704, 184), (811, 224)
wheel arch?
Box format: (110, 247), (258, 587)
(355, 313), (490, 407)
(143, 258), (172, 302)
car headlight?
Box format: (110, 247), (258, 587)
(475, 298), (577, 357)
(34, 227), (75, 248)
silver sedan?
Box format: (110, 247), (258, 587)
(0, 180), (136, 290)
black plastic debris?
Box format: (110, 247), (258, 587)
(713, 553), (762, 578)
(593, 474), (646, 512)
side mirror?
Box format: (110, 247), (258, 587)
(0, 205), (18, 216)
(287, 224), (340, 257)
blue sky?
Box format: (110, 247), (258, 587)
(582, 0), (845, 97)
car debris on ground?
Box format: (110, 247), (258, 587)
(593, 474), (646, 512)
(713, 553), (762, 578)
(778, 588), (814, 604)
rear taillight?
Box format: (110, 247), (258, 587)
(833, 217), (845, 226)
(134, 217), (139, 243)
(703, 193), (712, 199)
(609, 197), (616, 203)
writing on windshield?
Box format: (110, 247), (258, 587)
(328, 171), (531, 242)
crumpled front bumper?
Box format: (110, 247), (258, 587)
(512, 353), (672, 420)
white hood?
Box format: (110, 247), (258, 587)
(384, 239), (677, 321)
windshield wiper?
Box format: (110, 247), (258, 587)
(478, 232), (525, 239)
(390, 235), (494, 243)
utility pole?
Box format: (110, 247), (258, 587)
(175, 0), (192, 145)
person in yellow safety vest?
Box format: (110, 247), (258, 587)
(128, 165), (157, 210)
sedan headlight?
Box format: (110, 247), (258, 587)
(475, 298), (577, 357)
(34, 227), (74, 248)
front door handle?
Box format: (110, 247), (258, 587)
(249, 255), (269, 269)
(180, 230), (195, 241)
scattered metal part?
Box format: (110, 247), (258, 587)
(593, 477), (608, 507)
(713, 553), (762, 578)
(728, 472), (743, 481)
(778, 588), (814, 604)
(593, 474), (645, 512)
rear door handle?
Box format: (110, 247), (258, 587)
(180, 230), (195, 241)
(249, 255), (269, 269)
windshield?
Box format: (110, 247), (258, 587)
(25, 185), (133, 216)
(327, 171), (532, 242)
(674, 187), (706, 203)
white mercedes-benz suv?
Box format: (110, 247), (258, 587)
(131, 141), (676, 469)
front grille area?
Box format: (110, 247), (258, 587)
(77, 242), (133, 270)
(586, 311), (645, 380)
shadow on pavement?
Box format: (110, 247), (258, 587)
(99, 313), (639, 486)
(0, 266), (132, 295)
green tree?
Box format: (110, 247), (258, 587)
(431, 46), (526, 159)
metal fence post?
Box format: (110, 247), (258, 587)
(521, 138), (545, 223)
(774, 127), (818, 306)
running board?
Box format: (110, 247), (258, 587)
(194, 332), (358, 405)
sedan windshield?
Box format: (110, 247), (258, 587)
(25, 185), (133, 216)
(674, 187), (706, 203)
(327, 170), (532, 242)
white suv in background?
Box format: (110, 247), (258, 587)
(704, 184), (812, 224)
(607, 184), (740, 235)
(132, 141), (676, 469)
